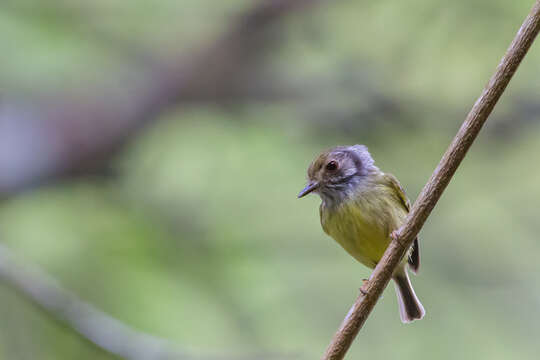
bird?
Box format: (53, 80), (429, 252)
(298, 144), (425, 323)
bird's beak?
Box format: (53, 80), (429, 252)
(297, 182), (319, 198)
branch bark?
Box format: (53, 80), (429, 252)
(322, 1), (540, 359)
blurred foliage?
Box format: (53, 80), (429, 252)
(1, 0), (540, 359)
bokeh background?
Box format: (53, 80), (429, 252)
(1, 0), (540, 359)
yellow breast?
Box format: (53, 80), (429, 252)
(320, 187), (406, 269)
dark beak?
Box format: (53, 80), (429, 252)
(297, 182), (319, 198)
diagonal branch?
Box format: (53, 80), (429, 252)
(322, 1), (540, 359)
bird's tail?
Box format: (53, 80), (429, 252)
(393, 269), (425, 323)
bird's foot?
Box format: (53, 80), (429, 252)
(359, 278), (369, 295)
(390, 230), (399, 241)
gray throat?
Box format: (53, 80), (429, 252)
(319, 172), (373, 209)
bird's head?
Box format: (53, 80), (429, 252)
(298, 145), (378, 204)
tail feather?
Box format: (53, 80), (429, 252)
(393, 271), (425, 323)
(407, 237), (420, 274)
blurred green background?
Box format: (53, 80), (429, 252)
(0, 0), (539, 359)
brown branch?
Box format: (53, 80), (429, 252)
(322, 1), (540, 359)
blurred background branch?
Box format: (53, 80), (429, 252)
(0, 243), (300, 360)
(0, 244), (187, 360)
(0, 0), (322, 197)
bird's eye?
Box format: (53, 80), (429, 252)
(325, 160), (338, 171)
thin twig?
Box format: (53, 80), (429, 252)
(322, 1), (540, 359)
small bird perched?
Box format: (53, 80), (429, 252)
(298, 145), (425, 323)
